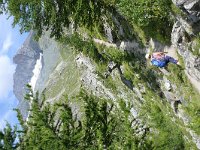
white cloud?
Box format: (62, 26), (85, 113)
(0, 55), (15, 99)
(0, 14), (28, 130)
(1, 33), (13, 54)
(0, 14), (28, 57)
(0, 15), (14, 55)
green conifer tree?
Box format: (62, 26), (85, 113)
(0, 123), (18, 150)
(1, 0), (116, 39)
(1, 87), (152, 149)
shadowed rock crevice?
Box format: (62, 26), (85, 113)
(117, 65), (134, 91)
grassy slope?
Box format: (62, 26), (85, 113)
(44, 44), (81, 102)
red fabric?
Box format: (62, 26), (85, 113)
(152, 53), (165, 60)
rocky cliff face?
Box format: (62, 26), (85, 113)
(172, 0), (200, 91)
(13, 31), (42, 118)
(172, 0), (200, 38)
(13, 1), (200, 149)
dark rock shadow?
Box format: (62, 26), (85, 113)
(117, 65), (134, 91)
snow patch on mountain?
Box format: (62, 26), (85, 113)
(29, 53), (43, 91)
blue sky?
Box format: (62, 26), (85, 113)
(0, 14), (28, 129)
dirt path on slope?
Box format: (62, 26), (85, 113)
(164, 46), (179, 60)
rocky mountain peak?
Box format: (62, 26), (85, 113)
(13, 31), (42, 118)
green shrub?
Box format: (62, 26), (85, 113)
(117, 0), (173, 43)
(149, 104), (185, 150)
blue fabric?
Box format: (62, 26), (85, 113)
(151, 55), (178, 68)
(165, 55), (178, 64)
(151, 59), (167, 67)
